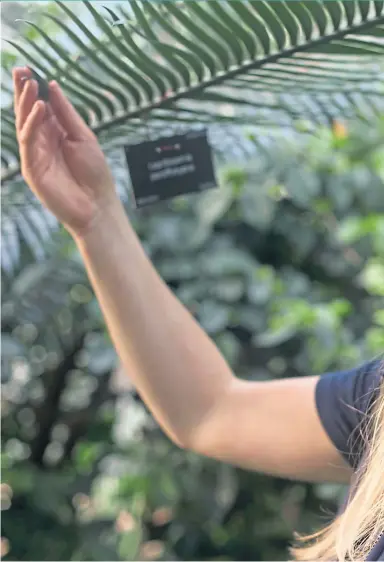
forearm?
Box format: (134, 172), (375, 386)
(74, 198), (234, 446)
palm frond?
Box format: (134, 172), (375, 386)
(2, 0), (384, 181)
(1, 178), (60, 278)
(1, 1), (384, 275)
(1, 257), (94, 364)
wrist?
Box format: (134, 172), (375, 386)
(71, 195), (126, 246)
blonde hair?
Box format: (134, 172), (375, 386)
(292, 363), (384, 562)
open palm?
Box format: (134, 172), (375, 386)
(13, 67), (116, 236)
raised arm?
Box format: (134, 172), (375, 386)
(13, 67), (352, 484)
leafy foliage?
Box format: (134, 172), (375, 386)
(2, 1), (384, 178)
(1, 2), (384, 560)
(2, 118), (383, 561)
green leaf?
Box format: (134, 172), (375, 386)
(215, 332), (242, 365)
(240, 178), (277, 231)
(211, 278), (245, 303)
(373, 310), (384, 326)
(253, 324), (298, 348)
(197, 300), (231, 334)
(360, 260), (384, 295)
(118, 528), (142, 561)
(366, 326), (384, 355)
(196, 183), (233, 226)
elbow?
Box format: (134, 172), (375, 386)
(170, 421), (221, 459)
(169, 432), (190, 451)
(160, 425), (194, 452)
(165, 426), (215, 457)
(173, 391), (234, 457)
(165, 383), (235, 456)
(151, 420), (207, 454)
(167, 429), (200, 453)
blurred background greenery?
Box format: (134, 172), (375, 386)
(1, 2), (384, 560)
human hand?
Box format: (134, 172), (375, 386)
(13, 66), (117, 237)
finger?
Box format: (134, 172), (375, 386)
(49, 80), (92, 140)
(19, 101), (46, 159)
(13, 66), (32, 111)
(16, 79), (38, 133)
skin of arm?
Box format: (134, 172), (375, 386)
(13, 67), (352, 485)
(75, 200), (351, 483)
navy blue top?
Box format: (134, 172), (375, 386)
(315, 360), (383, 561)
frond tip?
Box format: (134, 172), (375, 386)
(1, 1), (384, 182)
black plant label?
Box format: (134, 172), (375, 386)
(124, 130), (217, 208)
